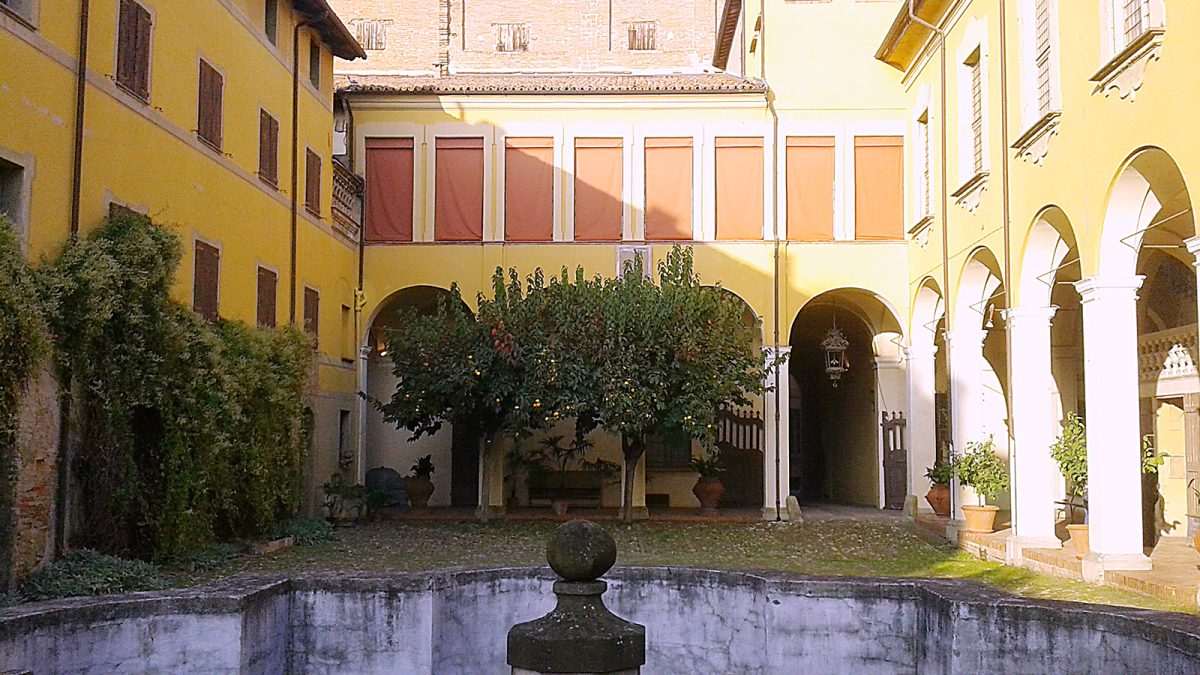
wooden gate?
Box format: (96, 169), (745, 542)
(715, 405), (765, 507)
(881, 411), (907, 510)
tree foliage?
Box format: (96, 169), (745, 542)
(1049, 413), (1087, 498)
(377, 245), (770, 523)
(39, 213), (312, 560)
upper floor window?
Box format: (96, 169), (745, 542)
(496, 23), (529, 53)
(1121, 0), (1150, 46)
(256, 266), (277, 329)
(628, 21), (657, 51)
(303, 286), (320, 347)
(1031, 0), (1058, 118)
(309, 38), (321, 89)
(967, 50), (984, 175)
(258, 109), (279, 186)
(193, 239), (220, 322)
(305, 149), (321, 216)
(0, 0), (36, 24)
(352, 18), (391, 51)
(116, 0), (152, 101)
(265, 0), (278, 46)
(197, 59), (224, 150)
(916, 112), (932, 220)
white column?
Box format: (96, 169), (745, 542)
(946, 327), (986, 522)
(763, 346), (792, 520)
(356, 345), (372, 484)
(1075, 276), (1151, 574)
(905, 343), (938, 515)
(1184, 237), (1200, 536)
(1006, 306), (1062, 550)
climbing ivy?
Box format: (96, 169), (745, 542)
(0, 217), (48, 588)
(39, 213), (312, 560)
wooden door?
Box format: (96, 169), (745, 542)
(882, 411), (907, 510)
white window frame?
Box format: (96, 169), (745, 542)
(955, 18), (990, 190)
(564, 123), (634, 242)
(703, 121), (773, 242)
(1101, 0), (1164, 58)
(353, 121), (425, 241)
(633, 123), (703, 242)
(495, 122), (564, 242)
(0, 146), (33, 252)
(910, 85), (934, 227)
(1017, 0), (1061, 129)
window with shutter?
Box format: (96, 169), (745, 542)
(969, 54), (984, 174)
(1121, 0), (1148, 46)
(193, 240), (220, 322)
(116, 0), (152, 101)
(917, 114), (931, 219)
(340, 305), (354, 362)
(265, 0), (278, 45)
(256, 266), (277, 329)
(496, 23), (529, 52)
(197, 60), (223, 150)
(628, 21), (657, 51)
(1034, 0), (1053, 115)
(305, 149), (321, 215)
(303, 287), (320, 347)
(309, 38), (321, 89)
(258, 110), (279, 186)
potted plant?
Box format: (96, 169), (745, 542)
(955, 437), (1009, 533)
(532, 433), (607, 515)
(322, 472), (365, 527)
(406, 454), (435, 509)
(691, 447), (726, 513)
(1049, 413), (1089, 555)
(923, 460), (954, 517)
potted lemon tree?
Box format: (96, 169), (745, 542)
(1049, 413), (1089, 554)
(956, 437), (1008, 533)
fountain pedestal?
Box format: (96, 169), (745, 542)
(507, 520), (645, 675)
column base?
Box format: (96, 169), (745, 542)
(761, 507), (791, 522)
(903, 495), (919, 518)
(1005, 535), (1062, 564)
(945, 520), (964, 543)
(1080, 552), (1153, 582)
(476, 505), (507, 520)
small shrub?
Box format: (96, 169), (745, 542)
(956, 437), (1009, 506)
(18, 550), (168, 601)
(166, 543), (241, 573)
(274, 516), (334, 546)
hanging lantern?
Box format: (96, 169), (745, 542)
(821, 318), (850, 387)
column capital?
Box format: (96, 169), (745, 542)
(1004, 305), (1057, 327)
(1184, 235), (1200, 260)
(1074, 275), (1145, 303)
(766, 345), (792, 359)
(904, 342), (938, 360)
(875, 355), (904, 369)
(944, 327), (986, 349)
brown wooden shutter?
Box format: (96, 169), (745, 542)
(305, 149), (321, 214)
(259, 110), (279, 185)
(303, 287), (320, 347)
(198, 60), (223, 149)
(256, 266), (278, 329)
(116, 0), (151, 100)
(193, 240), (220, 322)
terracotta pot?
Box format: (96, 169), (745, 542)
(550, 499), (570, 516)
(406, 476), (434, 508)
(693, 477), (726, 513)
(961, 504), (999, 533)
(1194, 532), (1200, 554)
(1068, 524), (1090, 558)
(925, 484), (951, 517)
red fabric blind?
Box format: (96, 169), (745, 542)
(116, 0), (152, 100)
(853, 136), (904, 241)
(197, 60), (223, 149)
(504, 137), (554, 242)
(714, 137), (764, 240)
(785, 136), (836, 241)
(365, 138), (415, 243)
(644, 137), (692, 241)
(574, 138), (623, 242)
(256, 266), (277, 329)
(193, 240), (220, 322)
(435, 137), (485, 241)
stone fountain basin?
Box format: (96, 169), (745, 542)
(0, 567), (1197, 673)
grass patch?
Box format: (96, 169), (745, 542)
(19, 550), (168, 602)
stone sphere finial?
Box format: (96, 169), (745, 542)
(546, 520), (617, 582)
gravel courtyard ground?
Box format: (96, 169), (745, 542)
(170, 517), (1193, 614)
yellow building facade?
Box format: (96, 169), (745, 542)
(1, 0), (364, 569)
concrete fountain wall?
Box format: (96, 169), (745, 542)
(0, 567), (1198, 673)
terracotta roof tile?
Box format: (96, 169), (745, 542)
(335, 73), (767, 96)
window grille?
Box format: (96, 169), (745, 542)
(1034, 0), (1053, 115)
(918, 114), (931, 217)
(646, 432), (692, 470)
(496, 23), (529, 52)
(969, 54), (984, 174)
(1122, 0), (1148, 46)
(628, 21), (657, 51)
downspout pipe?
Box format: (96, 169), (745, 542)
(69, 0), (91, 238)
(291, 13), (328, 325)
(762, 0), (784, 522)
(907, 0), (956, 518)
(996, 0), (1017, 532)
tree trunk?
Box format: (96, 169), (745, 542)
(620, 434), (646, 523)
(477, 433), (496, 522)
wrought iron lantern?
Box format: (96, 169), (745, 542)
(821, 318), (850, 386)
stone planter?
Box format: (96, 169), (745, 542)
(693, 477), (726, 513)
(1068, 524), (1090, 558)
(961, 504), (999, 534)
(925, 484), (951, 517)
(406, 476), (434, 509)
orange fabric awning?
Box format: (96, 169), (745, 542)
(504, 137), (555, 242)
(854, 135), (904, 241)
(365, 137), (414, 243)
(644, 137), (693, 241)
(785, 136), (835, 242)
(434, 137), (485, 241)
(574, 138), (623, 241)
(715, 137), (764, 240)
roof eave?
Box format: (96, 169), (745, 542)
(296, 0), (367, 60)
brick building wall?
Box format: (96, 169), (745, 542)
(12, 369), (60, 579)
(331, 0), (720, 74)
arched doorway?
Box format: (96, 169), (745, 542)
(364, 286), (479, 508)
(788, 289), (905, 508)
(908, 279), (948, 515)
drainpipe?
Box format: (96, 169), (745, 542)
(68, 0), (91, 237)
(291, 13), (327, 325)
(996, 0), (1017, 534)
(762, 0), (784, 522)
(907, 0), (955, 518)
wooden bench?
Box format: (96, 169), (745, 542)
(528, 470), (603, 507)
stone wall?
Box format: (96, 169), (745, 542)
(0, 568), (1198, 673)
(10, 367), (60, 580)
